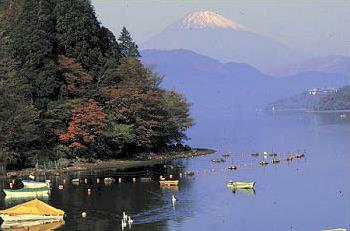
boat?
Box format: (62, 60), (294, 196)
(227, 181), (255, 189)
(271, 159), (280, 164)
(140, 177), (152, 182)
(0, 198), (64, 222)
(227, 165), (237, 170)
(268, 153), (278, 157)
(159, 180), (179, 186)
(1, 219), (65, 230)
(3, 187), (50, 198)
(22, 180), (50, 189)
(71, 179), (80, 185)
(222, 153), (230, 157)
(4, 194), (49, 208)
(104, 177), (116, 183)
(251, 152), (259, 157)
(211, 158), (226, 163)
(322, 229), (347, 231)
(259, 161), (269, 166)
(184, 171), (194, 176)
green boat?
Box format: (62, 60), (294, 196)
(227, 181), (255, 189)
(3, 186), (50, 198)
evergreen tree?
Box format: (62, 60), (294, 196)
(11, 0), (62, 109)
(0, 0), (193, 168)
(118, 27), (140, 58)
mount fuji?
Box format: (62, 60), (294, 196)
(142, 11), (305, 71)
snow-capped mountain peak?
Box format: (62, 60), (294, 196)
(180, 11), (245, 30)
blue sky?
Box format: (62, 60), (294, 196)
(91, 0), (350, 57)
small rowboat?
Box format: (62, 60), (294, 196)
(104, 177), (116, 183)
(211, 158), (226, 163)
(3, 187), (50, 198)
(159, 180), (179, 186)
(228, 165), (237, 170)
(251, 152), (259, 157)
(1, 219), (65, 230)
(140, 177), (152, 182)
(227, 181), (255, 189)
(71, 179), (80, 184)
(271, 159), (280, 164)
(22, 180), (50, 189)
(0, 199), (64, 222)
(259, 161), (269, 166)
(321, 229), (347, 231)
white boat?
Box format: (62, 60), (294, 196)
(3, 186), (49, 198)
(104, 177), (116, 183)
(22, 180), (50, 189)
(227, 181), (255, 189)
(1, 219), (65, 230)
(0, 198), (64, 222)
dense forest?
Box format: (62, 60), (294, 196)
(0, 0), (193, 169)
(316, 86), (350, 111)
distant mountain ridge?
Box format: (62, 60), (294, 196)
(141, 49), (348, 113)
(268, 55), (350, 77)
(141, 11), (306, 71)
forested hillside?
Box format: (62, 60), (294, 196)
(316, 86), (350, 111)
(0, 0), (192, 169)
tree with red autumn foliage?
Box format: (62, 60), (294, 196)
(59, 99), (108, 149)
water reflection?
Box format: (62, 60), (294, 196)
(230, 188), (256, 196)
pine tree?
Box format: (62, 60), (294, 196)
(11, 0), (62, 109)
(118, 27), (140, 58)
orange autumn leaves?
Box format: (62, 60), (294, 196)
(58, 99), (107, 148)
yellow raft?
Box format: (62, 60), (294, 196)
(0, 198), (64, 222)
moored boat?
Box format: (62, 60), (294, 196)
(1, 219), (65, 230)
(211, 158), (226, 163)
(0, 198), (64, 222)
(104, 177), (116, 183)
(227, 181), (255, 189)
(71, 179), (80, 184)
(159, 180), (179, 186)
(227, 165), (237, 170)
(3, 187), (50, 198)
(22, 180), (50, 189)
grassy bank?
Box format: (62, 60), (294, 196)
(4, 148), (215, 178)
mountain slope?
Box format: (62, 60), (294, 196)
(141, 49), (348, 113)
(268, 55), (350, 77)
(142, 11), (305, 71)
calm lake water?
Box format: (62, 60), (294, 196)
(1, 111), (349, 231)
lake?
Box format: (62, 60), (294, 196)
(0, 111), (349, 231)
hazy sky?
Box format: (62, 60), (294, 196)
(91, 0), (350, 57)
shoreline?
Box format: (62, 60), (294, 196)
(266, 109), (350, 113)
(3, 148), (215, 178)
